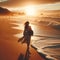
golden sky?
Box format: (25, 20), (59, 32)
(0, 0), (60, 10)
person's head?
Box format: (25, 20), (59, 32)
(25, 21), (29, 26)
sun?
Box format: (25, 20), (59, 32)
(24, 5), (36, 16)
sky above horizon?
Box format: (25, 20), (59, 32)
(0, 0), (60, 10)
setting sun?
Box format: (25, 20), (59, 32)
(24, 5), (36, 16)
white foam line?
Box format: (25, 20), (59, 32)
(10, 23), (20, 25)
(12, 27), (21, 30)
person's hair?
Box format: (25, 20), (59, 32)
(24, 21), (29, 29)
(25, 21), (29, 25)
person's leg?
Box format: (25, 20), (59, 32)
(27, 36), (31, 54)
(27, 43), (29, 50)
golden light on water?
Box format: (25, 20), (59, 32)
(24, 5), (37, 16)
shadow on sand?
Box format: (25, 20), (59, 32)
(18, 47), (30, 60)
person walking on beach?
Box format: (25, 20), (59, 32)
(23, 21), (33, 49)
(18, 21), (33, 49)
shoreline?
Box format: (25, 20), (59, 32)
(31, 45), (54, 60)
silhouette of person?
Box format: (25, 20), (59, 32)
(23, 21), (33, 49)
(18, 21), (33, 50)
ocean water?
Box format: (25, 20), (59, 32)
(30, 19), (60, 60)
(31, 36), (60, 60)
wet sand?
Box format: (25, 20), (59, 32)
(0, 19), (45, 60)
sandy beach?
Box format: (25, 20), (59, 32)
(0, 18), (45, 60)
(0, 0), (60, 60)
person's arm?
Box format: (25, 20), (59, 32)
(28, 26), (34, 36)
